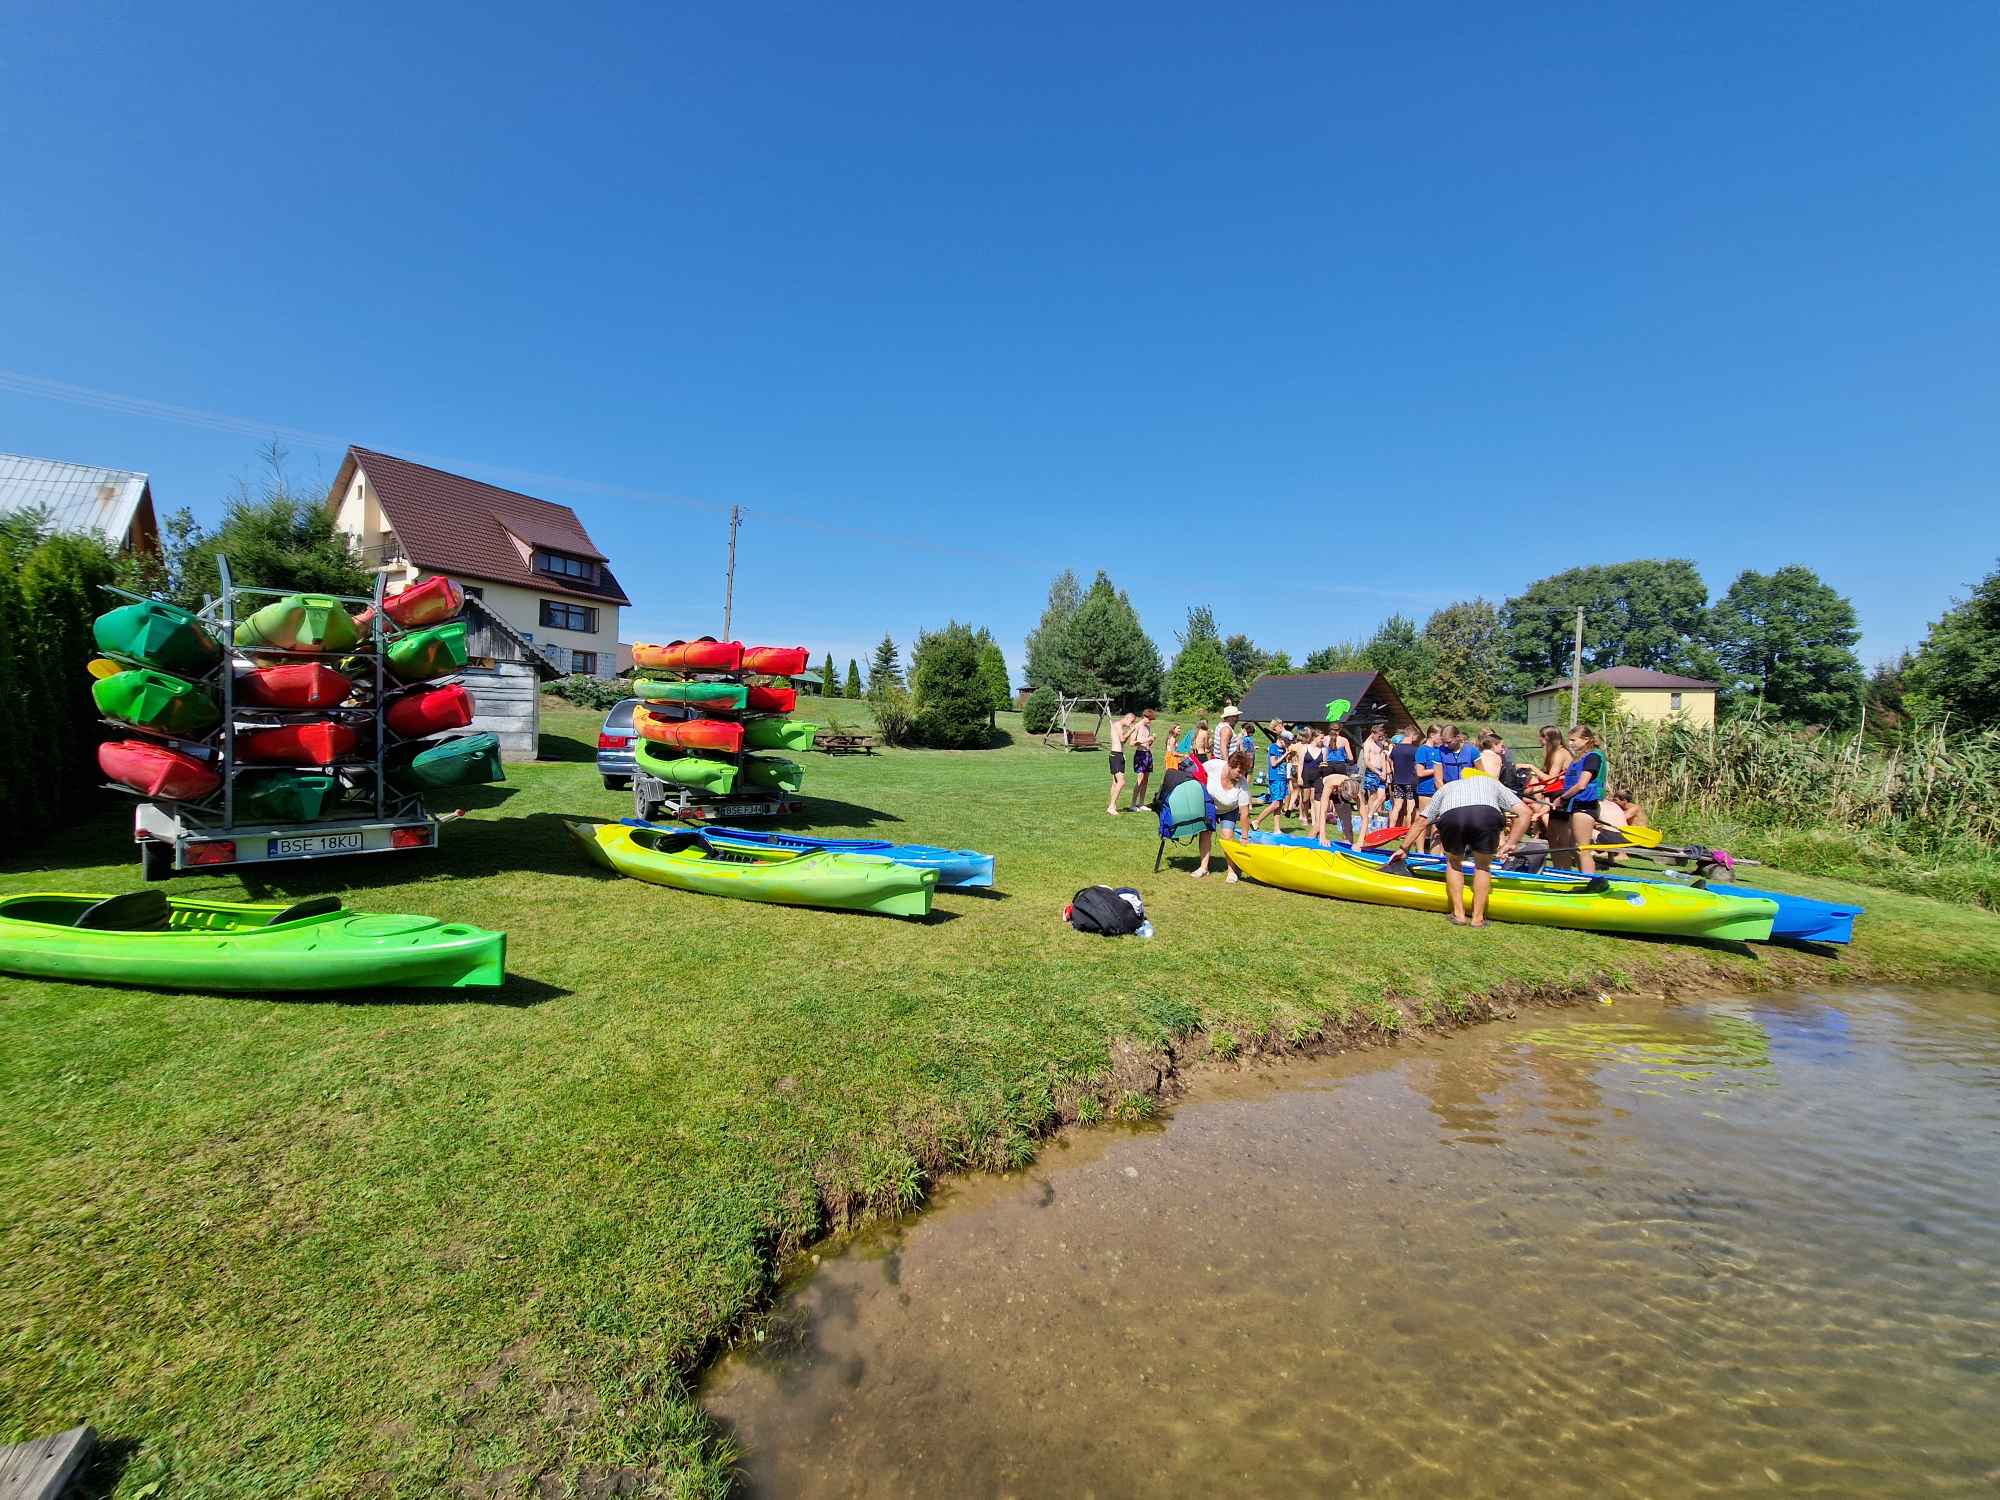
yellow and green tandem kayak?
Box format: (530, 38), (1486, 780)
(567, 821), (936, 918)
(1218, 836), (1776, 941)
(0, 890), (505, 990)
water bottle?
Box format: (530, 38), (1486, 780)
(1136, 920), (1155, 940)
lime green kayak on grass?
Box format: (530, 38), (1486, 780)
(567, 822), (935, 917)
(93, 669), (219, 738)
(0, 890), (505, 990)
(634, 680), (749, 710)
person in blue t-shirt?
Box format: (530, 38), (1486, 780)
(1438, 724), (1481, 787)
(1413, 725), (1444, 806)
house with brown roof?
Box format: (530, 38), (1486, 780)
(1526, 666), (1717, 727)
(326, 447), (628, 677)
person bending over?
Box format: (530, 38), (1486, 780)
(1402, 773), (1533, 928)
(1192, 749), (1255, 881)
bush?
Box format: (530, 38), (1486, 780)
(910, 622), (995, 747)
(545, 674), (630, 711)
(1022, 685), (1058, 736)
(871, 683), (917, 745)
(0, 520), (119, 847)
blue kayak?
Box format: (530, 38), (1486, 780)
(624, 821), (995, 889)
(1238, 831), (1860, 944)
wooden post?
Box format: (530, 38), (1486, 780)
(1569, 606), (1583, 727)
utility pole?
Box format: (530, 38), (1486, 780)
(1569, 606), (1584, 728)
(722, 504), (741, 639)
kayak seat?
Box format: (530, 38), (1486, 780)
(269, 895), (343, 925)
(75, 889), (173, 931)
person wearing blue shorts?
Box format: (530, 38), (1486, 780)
(1252, 721), (1294, 831)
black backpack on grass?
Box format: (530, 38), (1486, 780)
(1068, 885), (1146, 936)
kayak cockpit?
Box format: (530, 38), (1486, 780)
(0, 892), (348, 933)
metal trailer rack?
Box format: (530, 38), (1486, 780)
(104, 558), (444, 880)
(628, 669), (802, 824)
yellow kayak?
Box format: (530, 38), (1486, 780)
(1217, 835), (1776, 940)
(566, 821), (935, 918)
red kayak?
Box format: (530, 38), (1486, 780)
(236, 663), (353, 711)
(745, 684), (797, 714)
(235, 721), (359, 766)
(633, 709), (745, 753)
(356, 575), (467, 635)
(99, 739), (221, 800)
(386, 683), (474, 738)
(632, 637), (744, 673)
(741, 644), (808, 677)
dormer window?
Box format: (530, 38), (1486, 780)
(535, 549), (596, 583)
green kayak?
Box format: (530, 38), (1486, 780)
(386, 620), (470, 683)
(387, 732), (505, 792)
(93, 599), (221, 675)
(743, 719), (818, 752)
(568, 822), (935, 918)
(236, 770), (340, 822)
(634, 740), (738, 792)
(634, 680), (749, 710)
(235, 593), (360, 653)
(739, 756), (804, 791)
(0, 890), (504, 990)
(93, 669), (220, 738)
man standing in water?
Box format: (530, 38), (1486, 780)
(1105, 711), (1134, 816)
(1125, 708), (1157, 812)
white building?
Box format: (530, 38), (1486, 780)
(327, 446), (627, 676)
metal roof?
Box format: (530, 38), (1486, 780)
(0, 452), (152, 546)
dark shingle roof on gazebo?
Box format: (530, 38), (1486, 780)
(1237, 671), (1419, 733)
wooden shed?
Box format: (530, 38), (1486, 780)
(459, 593), (562, 760)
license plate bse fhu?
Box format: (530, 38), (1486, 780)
(270, 832), (365, 858)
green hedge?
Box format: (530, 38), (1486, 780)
(0, 526), (120, 846)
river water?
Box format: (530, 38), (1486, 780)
(704, 990), (2000, 1498)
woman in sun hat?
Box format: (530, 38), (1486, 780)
(1214, 703), (1242, 761)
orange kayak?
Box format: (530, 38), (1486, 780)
(741, 645), (807, 676)
(634, 708), (745, 753)
(632, 638), (744, 673)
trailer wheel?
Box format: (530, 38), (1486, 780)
(634, 785), (662, 822)
(141, 840), (174, 882)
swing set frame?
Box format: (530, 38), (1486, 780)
(1042, 693), (1115, 751)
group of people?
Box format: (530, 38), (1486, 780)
(1101, 707), (1646, 921)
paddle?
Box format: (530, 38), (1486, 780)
(1360, 824), (1407, 849)
(87, 657), (126, 680)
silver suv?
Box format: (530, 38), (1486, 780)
(597, 698), (639, 790)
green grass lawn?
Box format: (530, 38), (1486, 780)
(5, 701), (1999, 1497)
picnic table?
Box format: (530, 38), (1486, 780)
(814, 730), (879, 755)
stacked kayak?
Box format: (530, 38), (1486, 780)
(0, 889), (504, 990)
(387, 732), (504, 793)
(236, 721), (359, 766)
(1219, 835), (1779, 941)
(385, 619), (469, 683)
(94, 599), (220, 675)
(236, 662), (353, 710)
(678, 824), (996, 889)
(94, 669), (220, 738)
(353, 575), (464, 634)
(235, 593), (360, 654)
(626, 634), (817, 804)
(386, 683), (474, 738)
(98, 740), (220, 800)
(237, 770), (341, 823)
(569, 822), (936, 917)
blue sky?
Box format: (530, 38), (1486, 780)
(5, 1), (1996, 679)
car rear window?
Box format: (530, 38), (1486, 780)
(605, 699), (637, 728)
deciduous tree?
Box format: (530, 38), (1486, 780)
(1707, 565), (1864, 723)
(1904, 560), (2000, 729)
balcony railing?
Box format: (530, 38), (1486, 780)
(354, 532), (407, 570)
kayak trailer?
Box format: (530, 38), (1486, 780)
(109, 558), (443, 880)
(630, 770), (800, 826)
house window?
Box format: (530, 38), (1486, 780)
(463, 584), (483, 600)
(535, 550), (597, 583)
(540, 599), (596, 633)
(1670, 692), (1683, 711)
(571, 650), (599, 675)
